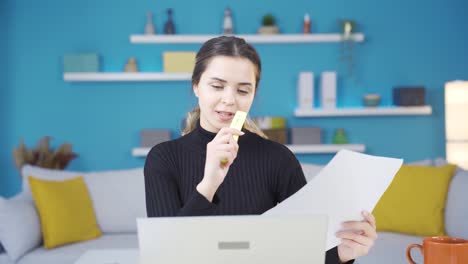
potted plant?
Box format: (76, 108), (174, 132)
(13, 136), (78, 171)
(258, 14), (279, 34)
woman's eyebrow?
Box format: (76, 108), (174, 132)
(238, 82), (252, 87)
(210, 77), (227, 83)
(210, 77), (252, 87)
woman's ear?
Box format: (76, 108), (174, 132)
(193, 84), (199, 98)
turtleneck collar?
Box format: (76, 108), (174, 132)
(191, 120), (252, 150)
(196, 120), (217, 145)
(194, 120), (250, 148)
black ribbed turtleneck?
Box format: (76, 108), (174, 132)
(144, 122), (354, 264)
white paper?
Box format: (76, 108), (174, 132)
(263, 149), (403, 250)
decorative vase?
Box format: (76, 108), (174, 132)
(258, 26), (279, 34)
(303, 13), (311, 34)
(223, 7), (233, 35)
(164, 8), (175, 34)
(145, 12), (155, 35)
(124, 58), (138, 72)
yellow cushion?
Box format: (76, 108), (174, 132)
(28, 176), (102, 249)
(372, 164), (456, 236)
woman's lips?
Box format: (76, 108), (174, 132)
(215, 111), (234, 122)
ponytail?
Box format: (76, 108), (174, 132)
(182, 105), (201, 136)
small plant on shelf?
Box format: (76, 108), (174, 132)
(258, 13), (280, 34)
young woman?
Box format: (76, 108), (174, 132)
(144, 36), (377, 263)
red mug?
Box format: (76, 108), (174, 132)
(406, 236), (468, 264)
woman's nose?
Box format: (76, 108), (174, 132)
(221, 90), (235, 104)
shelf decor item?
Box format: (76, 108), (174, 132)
(320, 71), (337, 109)
(223, 7), (233, 35)
(252, 116), (286, 129)
(258, 13), (279, 34)
(392, 87), (426, 106)
(332, 128), (349, 144)
(140, 130), (171, 147)
(124, 57), (138, 72)
(340, 20), (356, 40)
(252, 116), (287, 144)
(63, 53), (99, 73)
(363, 94), (381, 107)
(163, 51), (196, 73)
(338, 19), (357, 77)
(145, 12), (156, 35)
(303, 13), (311, 34)
(13, 136), (78, 171)
(297, 72), (314, 110)
(164, 8), (176, 34)
(291, 127), (322, 144)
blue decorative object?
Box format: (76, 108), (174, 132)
(63, 53), (99, 73)
(164, 8), (176, 34)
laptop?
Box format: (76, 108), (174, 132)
(137, 215), (328, 264)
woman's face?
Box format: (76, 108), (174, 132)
(194, 56), (257, 133)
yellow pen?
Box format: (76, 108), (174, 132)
(220, 110), (247, 166)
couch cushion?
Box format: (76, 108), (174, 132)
(85, 168), (146, 233)
(20, 165), (146, 234)
(373, 164), (457, 236)
(445, 169), (468, 238)
(20, 165), (82, 200)
(300, 160), (432, 183)
(17, 234), (137, 264)
(0, 197), (42, 262)
(355, 232), (423, 264)
(28, 177), (102, 249)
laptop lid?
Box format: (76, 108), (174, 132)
(137, 215), (328, 264)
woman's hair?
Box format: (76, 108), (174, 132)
(182, 36), (267, 138)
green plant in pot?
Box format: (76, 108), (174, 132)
(258, 13), (279, 34)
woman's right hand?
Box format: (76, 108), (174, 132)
(196, 127), (244, 202)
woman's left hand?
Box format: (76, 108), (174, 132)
(336, 211), (378, 263)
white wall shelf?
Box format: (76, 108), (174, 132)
(132, 144), (365, 157)
(130, 33), (365, 44)
(63, 72), (191, 82)
(132, 148), (151, 157)
(286, 144), (365, 154)
(294, 106), (432, 117)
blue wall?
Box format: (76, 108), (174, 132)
(2, 0), (13, 196)
(2, 0), (468, 197)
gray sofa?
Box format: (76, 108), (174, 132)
(1, 161), (466, 264)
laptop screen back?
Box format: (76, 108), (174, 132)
(137, 215), (327, 264)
